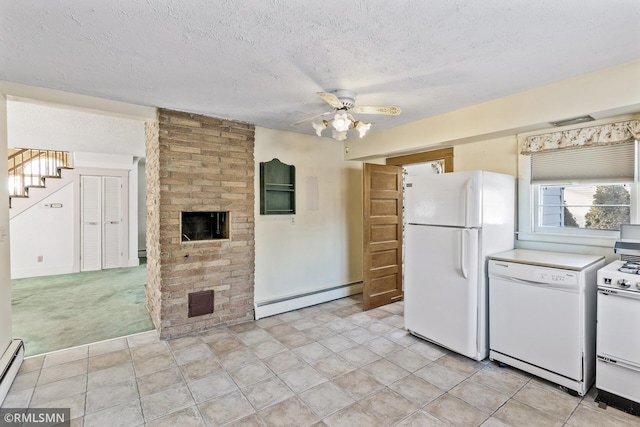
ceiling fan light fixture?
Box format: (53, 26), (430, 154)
(356, 121), (371, 138)
(312, 113), (370, 141)
(301, 88), (401, 141)
(332, 113), (351, 132)
(312, 120), (327, 136)
(332, 129), (348, 141)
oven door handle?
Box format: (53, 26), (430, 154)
(597, 355), (640, 371)
(598, 289), (640, 301)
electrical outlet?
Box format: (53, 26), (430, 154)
(290, 216), (295, 225)
(37, 256), (43, 262)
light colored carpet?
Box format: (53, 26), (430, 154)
(11, 263), (154, 356)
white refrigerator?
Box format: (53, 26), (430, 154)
(404, 170), (515, 361)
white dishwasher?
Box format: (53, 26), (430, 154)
(488, 249), (605, 396)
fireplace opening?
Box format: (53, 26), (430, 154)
(182, 211), (229, 241)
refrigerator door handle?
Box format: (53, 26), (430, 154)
(461, 229), (468, 279)
(464, 179), (472, 227)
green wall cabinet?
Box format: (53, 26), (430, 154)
(260, 158), (295, 215)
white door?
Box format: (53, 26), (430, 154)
(102, 176), (122, 269)
(405, 170), (482, 228)
(81, 176), (102, 271)
(404, 224), (479, 358)
(597, 290), (640, 364)
(81, 175), (122, 271)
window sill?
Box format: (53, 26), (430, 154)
(516, 231), (618, 249)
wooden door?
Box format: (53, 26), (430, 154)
(363, 163), (403, 310)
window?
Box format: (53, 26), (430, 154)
(519, 139), (638, 243)
(536, 184), (631, 231)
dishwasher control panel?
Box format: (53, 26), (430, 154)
(488, 259), (580, 287)
(533, 269), (578, 285)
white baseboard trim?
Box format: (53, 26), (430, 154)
(254, 282), (363, 320)
(0, 340), (24, 406)
(11, 265), (73, 279)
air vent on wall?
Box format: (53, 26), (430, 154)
(549, 115), (595, 127)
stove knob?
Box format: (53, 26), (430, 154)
(636, 283), (640, 290)
(618, 279), (631, 289)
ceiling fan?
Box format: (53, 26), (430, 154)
(293, 89), (401, 141)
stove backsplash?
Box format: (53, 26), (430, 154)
(614, 224), (640, 262)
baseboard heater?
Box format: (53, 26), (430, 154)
(0, 339), (24, 406)
(254, 282), (363, 320)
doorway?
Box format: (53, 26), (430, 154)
(361, 148), (454, 311)
(3, 98), (151, 357)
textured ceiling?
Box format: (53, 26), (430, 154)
(1, 1), (639, 137)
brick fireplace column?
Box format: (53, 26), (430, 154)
(145, 109), (255, 339)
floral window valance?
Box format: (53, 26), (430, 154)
(521, 119), (640, 155)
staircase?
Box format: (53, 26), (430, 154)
(8, 148), (72, 214)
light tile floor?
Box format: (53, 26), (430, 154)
(3, 295), (639, 426)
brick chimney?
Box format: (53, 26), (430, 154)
(145, 109), (255, 339)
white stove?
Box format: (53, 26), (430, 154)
(596, 260), (640, 415)
(597, 260), (640, 293)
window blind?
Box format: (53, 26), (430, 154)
(531, 141), (636, 184)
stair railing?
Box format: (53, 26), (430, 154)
(8, 149), (71, 198)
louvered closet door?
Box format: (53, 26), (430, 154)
(102, 176), (122, 269)
(80, 175), (123, 271)
(81, 176), (102, 271)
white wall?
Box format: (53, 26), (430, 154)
(0, 94), (13, 356)
(9, 153), (139, 278)
(254, 127), (363, 303)
(6, 101), (147, 277)
(7, 100), (145, 157)
(10, 184), (74, 278)
(404, 162), (443, 176)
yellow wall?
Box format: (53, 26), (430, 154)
(453, 136), (518, 175)
(353, 60), (640, 261)
(346, 60), (640, 161)
(254, 127), (363, 303)
(342, 61), (640, 259)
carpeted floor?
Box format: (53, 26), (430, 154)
(10, 263), (154, 356)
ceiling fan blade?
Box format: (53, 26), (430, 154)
(351, 105), (402, 115)
(290, 111), (332, 126)
(317, 92), (344, 109)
